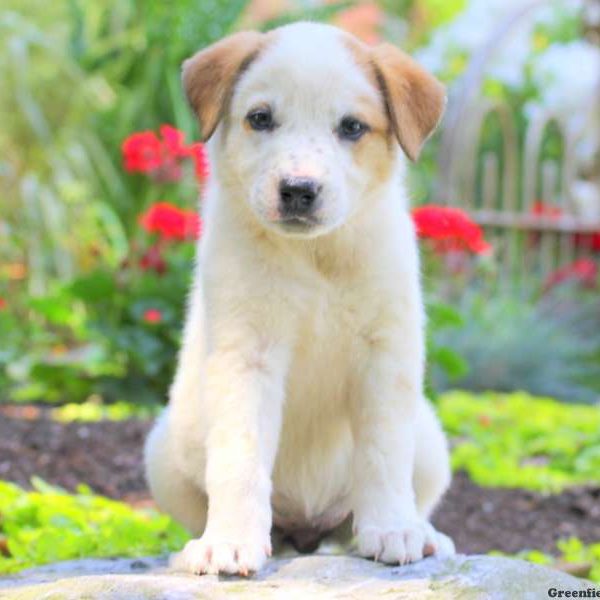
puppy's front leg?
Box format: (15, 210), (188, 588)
(350, 333), (440, 565)
(172, 344), (288, 576)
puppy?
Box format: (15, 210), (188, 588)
(145, 21), (454, 576)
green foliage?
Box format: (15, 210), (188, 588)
(1, 0), (359, 290)
(425, 299), (469, 399)
(555, 538), (600, 583)
(438, 390), (600, 492)
(431, 292), (600, 403)
(1, 239), (194, 404)
(52, 400), (162, 422)
(66, 0), (251, 227)
(497, 538), (600, 583)
(1, 0), (260, 301)
(415, 0), (467, 29)
(0, 479), (188, 574)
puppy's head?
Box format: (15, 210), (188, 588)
(183, 23), (445, 238)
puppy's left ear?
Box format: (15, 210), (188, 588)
(371, 43), (446, 161)
(182, 31), (265, 141)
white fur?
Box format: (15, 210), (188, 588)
(145, 22), (454, 576)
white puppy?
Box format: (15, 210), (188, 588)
(145, 21), (454, 576)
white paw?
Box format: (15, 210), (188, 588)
(355, 520), (455, 565)
(433, 530), (456, 557)
(170, 532), (271, 576)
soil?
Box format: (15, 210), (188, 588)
(0, 405), (149, 503)
(1, 405), (599, 557)
(433, 471), (600, 555)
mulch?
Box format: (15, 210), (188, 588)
(1, 406), (599, 556)
(0, 406), (149, 503)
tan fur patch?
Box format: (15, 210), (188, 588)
(345, 37), (446, 161)
(352, 94), (390, 137)
(352, 131), (395, 189)
(343, 37), (395, 183)
(343, 37), (388, 132)
(182, 31), (268, 141)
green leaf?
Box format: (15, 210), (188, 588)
(69, 270), (116, 302)
(427, 301), (464, 329)
(430, 346), (469, 379)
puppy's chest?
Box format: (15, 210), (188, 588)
(291, 278), (378, 380)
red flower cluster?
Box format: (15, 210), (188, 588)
(411, 206), (491, 255)
(122, 125), (208, 183)
(139, 202), (202, 241)
(0, 297), (6, 310)
(544, 258), (598, 291)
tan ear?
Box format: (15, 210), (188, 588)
(370, 43), (446, 161)
(182, 31), (265, 141)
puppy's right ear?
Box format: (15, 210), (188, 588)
(182, 31), (265, 141)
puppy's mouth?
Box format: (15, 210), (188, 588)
(275, 216), (321, 234)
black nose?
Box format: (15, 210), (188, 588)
(279, 178), (321, 217)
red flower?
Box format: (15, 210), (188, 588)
(412, 206), (491, 255)
(139, 244), (167, 274)
(573, 232), (600, 253)
(159, 124), (188, 158)
(139, 202), (202, 241)
(544, 258), (598, 291)
(143, 308), (162, 324)
(122, 125), (208, 183)
(0, 297), (6, 310)
(184, 142), (210, 182)
(122, 131), (163, 174)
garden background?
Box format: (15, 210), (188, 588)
(1, 0), (599, 583)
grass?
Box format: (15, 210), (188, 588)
(438, 390), (600, 493)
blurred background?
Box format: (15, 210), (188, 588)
(1, 0), (599, 406)
(1, 0), (600, 581)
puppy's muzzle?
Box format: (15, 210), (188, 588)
(279, 177), (322, 220)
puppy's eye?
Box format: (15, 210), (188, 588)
(338, 116), (369, 141)
(247, 107), (274, 131)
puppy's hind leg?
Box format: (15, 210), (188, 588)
(413, 400), (455, 555)
(144, 411), (207, 537)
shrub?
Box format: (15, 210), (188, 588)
(431, 291), (600, 403)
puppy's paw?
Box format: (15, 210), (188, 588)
(170, 533), (271, 576)
(431, 530), (456, 557)
(355, 520), (454, 565)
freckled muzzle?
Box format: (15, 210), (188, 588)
(246, 143), (349, 238)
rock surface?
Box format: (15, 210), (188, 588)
(0, 554), (597, 599)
